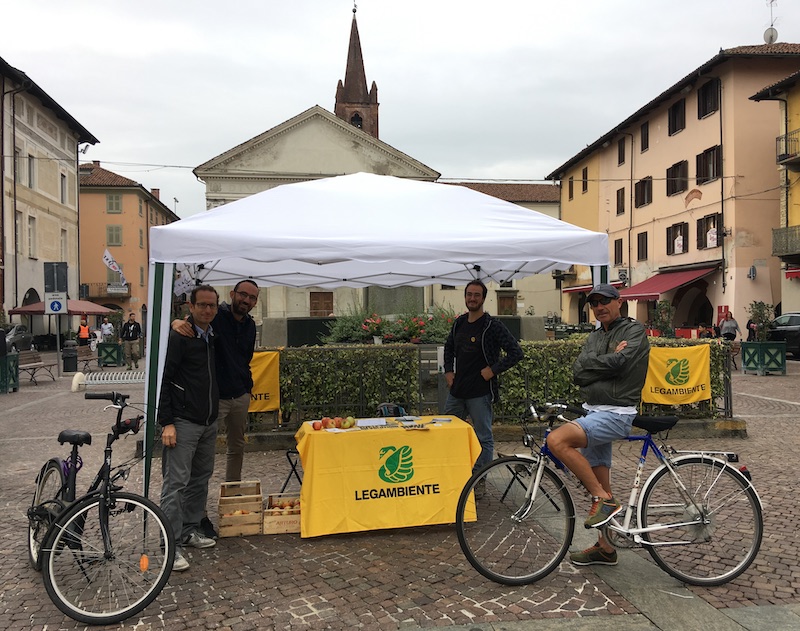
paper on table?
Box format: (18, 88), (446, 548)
(356, 418), (387, 427)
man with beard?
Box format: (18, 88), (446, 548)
(174, 280), (258, 483)
(443, 280), (523, 472)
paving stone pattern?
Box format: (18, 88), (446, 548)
(0, 361), (798, 630)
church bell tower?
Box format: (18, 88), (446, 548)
(334, 7), (379, 139)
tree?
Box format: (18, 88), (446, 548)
(745, 301), (774, 343)
(651, 300), (676, 338)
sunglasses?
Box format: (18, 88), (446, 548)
(588, 296), (614, 307)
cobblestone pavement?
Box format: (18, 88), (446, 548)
(0, 362), (798, 630)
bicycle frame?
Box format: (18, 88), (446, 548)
(525, 417), (736, 548)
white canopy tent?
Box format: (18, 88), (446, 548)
(142, 172), (609, 492)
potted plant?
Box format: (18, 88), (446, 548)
(649, 300), (676, 338)
(741, 300), (785, 375)
(362, 314), (384, 344)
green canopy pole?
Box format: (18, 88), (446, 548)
(143, 262), (170, 498)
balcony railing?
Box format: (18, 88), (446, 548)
(773, 225), (800, 258)
(776, 128), (800, 168)
(85, 282), (130, 298)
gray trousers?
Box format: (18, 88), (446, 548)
(160, 419), (217, 544)
(219, 393), (251, 482)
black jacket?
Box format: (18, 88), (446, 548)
(212, 303), (256, 399)
(444, 312), (523, 403)
(158, 320), (219, 427)
(120, 320), (142, 341)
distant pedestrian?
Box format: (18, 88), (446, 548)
(120, 312), (142, 370)
(100, 317), (114, 342)
(77, 319), (90, 346)
(719, 311), (741, 341)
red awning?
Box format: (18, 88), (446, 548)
(562, 281), (624, 294)
(619, 267), (716, 301)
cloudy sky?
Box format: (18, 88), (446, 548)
(4, 0), (800, 217)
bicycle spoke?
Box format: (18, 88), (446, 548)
(639, 458), (762, 586)
(456, 457), (575, 585)
(42, 493), (174, 625)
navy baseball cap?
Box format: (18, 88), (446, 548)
(588, 283), (620, 299)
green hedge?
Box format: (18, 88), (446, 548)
(495, 337), (729, 422)
(261, 337), (730, 427)
(276, 344), (420, 423)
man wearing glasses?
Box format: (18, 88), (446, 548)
(173, 279), (259, 483)
(547, 283), (650, 567)
(159, 285), (220, 571)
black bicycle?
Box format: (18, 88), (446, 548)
(27, 391), (175, 625)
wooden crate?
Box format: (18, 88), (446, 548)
(263, 492), (301, 535)
(218, 480), (263, 537)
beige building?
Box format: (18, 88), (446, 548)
(548, 44), (800, 328)
(0, 56), (97, 329)
(78, 162), (179, 327)
(751, 69), (800, 314)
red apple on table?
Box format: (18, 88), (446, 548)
(333, 417), (343, 428)
(312, 420), (322, 431)
(322, 417), (336, 429)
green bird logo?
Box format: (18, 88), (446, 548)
(665, 358), (690, 385)
(378, 445), (414, 483)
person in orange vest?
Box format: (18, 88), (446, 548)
(77, 319), (90, 346)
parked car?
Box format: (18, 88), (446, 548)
(4, 324), (35, 353)
(766, 312), (800, 357)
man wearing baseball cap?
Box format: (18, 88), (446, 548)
(547, 282), (650, 566)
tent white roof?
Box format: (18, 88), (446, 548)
(149, 172), (609, 287)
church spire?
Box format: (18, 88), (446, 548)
(335, 5), (379, 138)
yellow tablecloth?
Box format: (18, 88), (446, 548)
(294, 416), (481, 538)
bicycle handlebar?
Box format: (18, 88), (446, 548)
(85, 392), (130, 405)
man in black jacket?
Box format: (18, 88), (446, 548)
(173, 279), (258, 482)
(159, 285), (220, 572)
(444, 280), (523, 472)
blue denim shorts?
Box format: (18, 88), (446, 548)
(573, 410), (635, 468)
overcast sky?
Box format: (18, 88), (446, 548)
(4, 0), (800, 218)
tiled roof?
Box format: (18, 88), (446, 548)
(445, 181), (560, 203)
(79, 162), (140, 187)
(751, 68), (800, 100)
(723, 43), (800, 55)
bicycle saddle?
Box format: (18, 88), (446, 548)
(632, 415), (679, 434)
(58, 430), (92, 446)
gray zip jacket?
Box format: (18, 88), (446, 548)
(572, 317), (650, 407)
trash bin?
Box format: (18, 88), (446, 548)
(63, 341), (78, 373)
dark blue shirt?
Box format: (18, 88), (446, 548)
(212, 303), (256, 399)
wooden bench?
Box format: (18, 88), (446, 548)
(17, 350), (57, 385)
(76, 344), (101, 373)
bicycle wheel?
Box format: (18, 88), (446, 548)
(456, 456), (575, 585)
(28, 458), (66, 571)
(639, 456), (762, 586)
(41, 491), (175, 625)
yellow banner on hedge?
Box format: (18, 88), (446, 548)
(248, 351), (280, 412)
(641, 345), (711, 405)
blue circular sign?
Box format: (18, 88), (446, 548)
(50, 300), (63, 313)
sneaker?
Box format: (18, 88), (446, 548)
(173, 548), (190, 572)
(134, 363), (139, 369)
(584, 495), (622, 529)
(200, 515), (219, 540)
(184, 531), (216, 549)
(570, 542), (618, 566)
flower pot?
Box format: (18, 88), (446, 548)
(373, 336), (383, 345)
